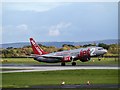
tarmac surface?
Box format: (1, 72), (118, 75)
(1, 64), (119, 73)
(1, 84), (120, 89)
(31, 84), (120, 89)
(1, 64), (119, 89)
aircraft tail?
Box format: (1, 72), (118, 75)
(30, 38), (48, 55)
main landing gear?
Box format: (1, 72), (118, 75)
(61, 62), (66, 66)
(61, 62), (77, 66)
(72, 62), (76, 66)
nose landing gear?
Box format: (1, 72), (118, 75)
(98, 55), (103, 61)
(98, 58), (101, 61)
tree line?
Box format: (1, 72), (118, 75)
(0, 43), (119, 58)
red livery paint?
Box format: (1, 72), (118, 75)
(29, 38), (107, 66)
(62, 56), (71, 62)
(78, 48), (90, 62)
(30, 38), (48, 55)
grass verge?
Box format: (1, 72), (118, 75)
(2, 69), (119, 88)
(1, 57), (118, 65)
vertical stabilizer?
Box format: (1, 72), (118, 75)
(30, 38), (48, 55)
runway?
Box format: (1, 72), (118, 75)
(1, 64), (119, 73)
(31, 84), (120, 89)
(2, 84), (120, 89)
(1, 64), (119, 89)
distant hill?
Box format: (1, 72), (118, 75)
(0, 39), (118, 49)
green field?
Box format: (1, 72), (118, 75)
(2, 69), (118, 88)
(1, 58), (119, 88)
(1, 57), (118, 65)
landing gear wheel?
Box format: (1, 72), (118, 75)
(61, 62), (66, 66)
(72, 62), (76, 66)
(98, 58), (101, 61)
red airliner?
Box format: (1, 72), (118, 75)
(30, 38), (107, 66)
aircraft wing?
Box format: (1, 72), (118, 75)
(31, 53), (63, 58)
(42, 55), (64, 59)
(31, 52), (74, 59)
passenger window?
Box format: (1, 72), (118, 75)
(98, 48), (103, 50)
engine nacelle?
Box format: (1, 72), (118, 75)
(62, 56), (71, 62)
(78, 49), (91, 62)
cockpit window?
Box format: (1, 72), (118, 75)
(98, 48), (103, 50)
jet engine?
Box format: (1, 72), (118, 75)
(78, 49), (91, 62)
(62, 56), (72, 62)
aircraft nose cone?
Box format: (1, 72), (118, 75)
(104, 49), (107, 53)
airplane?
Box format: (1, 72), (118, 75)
(30, 38), (107, 66)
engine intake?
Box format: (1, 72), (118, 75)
(78, 49), (90, 62)
(62, 56), (71, 62)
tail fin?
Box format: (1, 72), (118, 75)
(30, 38), (48, 55)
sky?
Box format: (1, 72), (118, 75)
(1, 1), (118, 44)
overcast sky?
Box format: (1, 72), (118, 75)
(1, 1), (118, 44)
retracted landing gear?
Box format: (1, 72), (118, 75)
(61, 62), (66, 66)
(72, 62), (76, 66)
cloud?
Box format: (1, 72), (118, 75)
(2, 24), (29, 43)
(48, 22), (71, 36)
(16, 24), (28, 30)
(3, 24), (28, 37)
(55, 22), (71, 29)
(2, 0), (119, 3)
(49, 29), (60, 36)
(3, 2), (65, 12)
(0, 26), (2, 44)
(0, 26), (2, 32)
